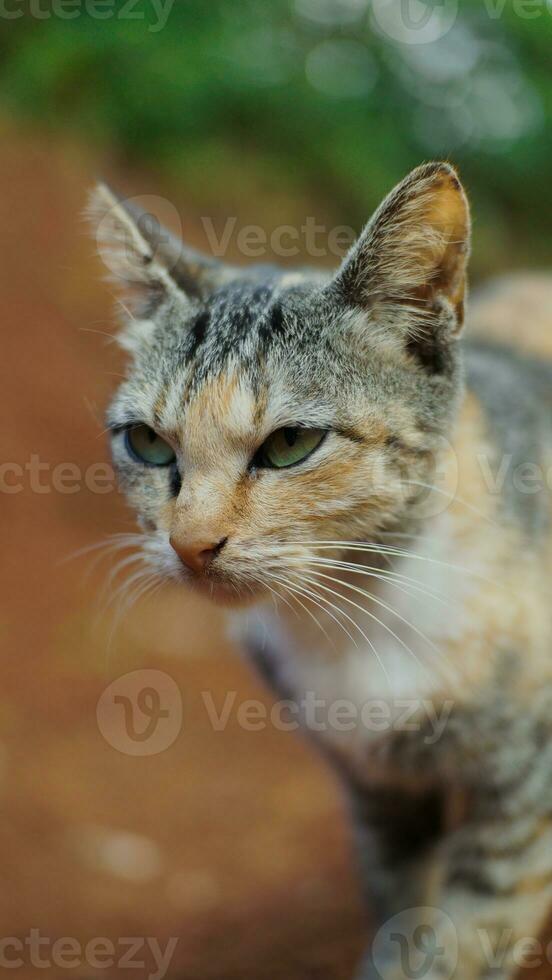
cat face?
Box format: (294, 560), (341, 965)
(90, 163), (470, 605)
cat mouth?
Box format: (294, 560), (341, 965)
(168, 546), (268, 608)
(182, 569), (264, 608)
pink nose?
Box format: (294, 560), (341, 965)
(170, 536), (227, 575)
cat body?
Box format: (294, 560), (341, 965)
(90, 165), (552, 979)
(238, 336), (552, 979)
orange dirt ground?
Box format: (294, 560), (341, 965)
(1, 125), (364, 980)
(2, 123), (550, 979)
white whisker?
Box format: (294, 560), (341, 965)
(260, 577), (299, 620)
(267, 572), (342, 652)
(105, 568), (162, 658)
(58, 533), (145, 568)
(280, 572), (389, 682)
(298, 571), (435, 686)
(282, 540), (495, 588)
(402, 480), (498, 528)
(285, 556), (457, 611)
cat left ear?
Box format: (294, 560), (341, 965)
(87, 183), (233, 311)
(331, 162), (471, 351)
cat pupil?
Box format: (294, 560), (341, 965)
(284, 428), (297, 448)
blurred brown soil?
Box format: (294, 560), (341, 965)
(0, 121), (364, 979)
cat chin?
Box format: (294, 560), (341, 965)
(187, 576), (264, 610)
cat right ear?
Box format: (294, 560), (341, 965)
(329, 162), (471, 359)
(87, 183), (233, 312)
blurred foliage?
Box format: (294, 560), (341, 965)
(1, 0), (551, 276)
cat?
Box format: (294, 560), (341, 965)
(89, 162), (552, 980)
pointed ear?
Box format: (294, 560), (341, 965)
(87, 183), (233, 311)
(332, 162), (471, 350)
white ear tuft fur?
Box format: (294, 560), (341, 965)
(86, 183), (184, 311)
(87, 182), (239, 318)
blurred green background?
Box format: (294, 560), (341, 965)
(1, 0), (551, 275)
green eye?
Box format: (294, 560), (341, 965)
(125, 425), (176, 467)
(257, 427), (326, 469)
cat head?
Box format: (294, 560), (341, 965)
(89, 163), (470, 606)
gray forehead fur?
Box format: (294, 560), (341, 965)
(161, 270), (329, 384)
(110, 264), (461, 442)
(90, 163), (469, 437)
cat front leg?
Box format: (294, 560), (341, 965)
(347, 781), (446, 979)
(354, 797), (552, 980)
(427, 804), (552, 980)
